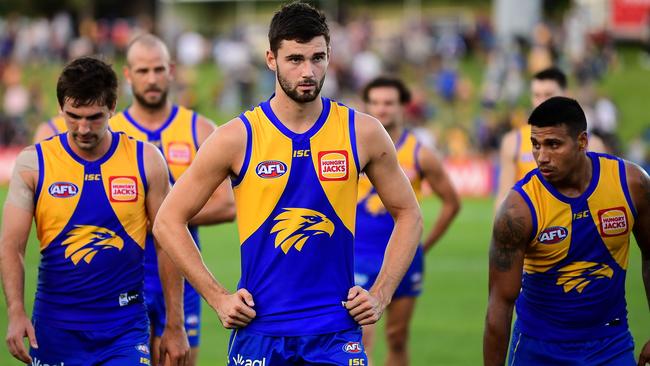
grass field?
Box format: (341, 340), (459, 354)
(0, 187), (648, 365)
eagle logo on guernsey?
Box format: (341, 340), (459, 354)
(166, 141), (192, 165)
(556, 261), (614, 293)
(270, 208), (335, 254)
(62, 225), (124, 265)
(598, 207), (629, 237)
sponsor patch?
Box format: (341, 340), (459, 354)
(537, 226), (568, 244)
(256, 160), (287, 178)
(119, 291), (140, 307)
(342, 341), (363, 354)
(166, 141), (192, 165)
(598, 207), (629, 237)
(318, 150), (349, 181)
(48, 182), (79, 198)
(109, 176), (138, 202)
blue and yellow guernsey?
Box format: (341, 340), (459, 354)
(514, 152), (636, 341)
(109, 105), (200, 294)
(47, 115), (67, 135)
(234, 97), (360, 336)
(33, 132), (148, 330)
(355, 130), (422, 260)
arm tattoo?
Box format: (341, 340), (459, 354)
(490, 203), (527, 271)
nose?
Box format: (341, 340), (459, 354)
(301, 61), (315, 79)
(536, 147), (550, 164)
(78, 119), (91, 134)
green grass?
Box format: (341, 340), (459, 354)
(0, 188), (648, 365)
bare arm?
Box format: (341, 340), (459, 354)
(484, 190), (531, 366)
(418, 146), (461, 252)
(153, 118), (256, 329)
(495, 131), (518, 211)
(32, 123), (57, 143)
(345, 113), (423, 324)
(188, 116), (236, 226)
(0, 147), (39, 362)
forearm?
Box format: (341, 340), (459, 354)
(369, 209), (422, 304)
(188, 203), (235, 226)
(423, 201), (460, 252)
(0, 247), (26, 315)
(153, 219), (229, 308)
(156, 242), (185, 328)
(483, 299), (515, 366)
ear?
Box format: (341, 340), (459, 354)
(168, 62), (176, 81)
(123, 65), (131, 84)
(266, 49), (277, 72)
(577, 131), (588, 152)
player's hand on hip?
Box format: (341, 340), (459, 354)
(215, 288), (256, 329)
(159, 324), (190, 366)
(639, 339), (650, 366)
(5, 309), (37, 363)
(344, 285), (386, 325)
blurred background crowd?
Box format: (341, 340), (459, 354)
(1, 0), (649, 188)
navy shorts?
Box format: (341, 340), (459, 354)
(30, 317), (150, 366)
(509, 322), (635, 366)
(227, 327), (367, 365)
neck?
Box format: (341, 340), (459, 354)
(555, 153), (592, 198)
(386, 123), (404, 144)
(128, 101), (173, 129)
(269, 89), (322, 133)
(67, 130), (113, 161)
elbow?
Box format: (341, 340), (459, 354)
(222, 202), (236, 222)
(414, 209), (424, 239)
(152, 214), (168, 244)
(449, 196), (462, 217)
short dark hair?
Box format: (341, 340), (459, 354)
(57, 57), (118, 109)
(268, 1), (330, 55)
(532, 67), (568, 90)
(362, 76), (412, 104)
(528, 96), (586, 138)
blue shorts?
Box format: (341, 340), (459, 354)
(509, 322), (635, 366)
(227, 327), (367, 366)
(354, 245), (424, 299)
(146, 286), (201, 347)
(30, 317), (150, 366)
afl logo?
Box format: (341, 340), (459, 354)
(342, 342), (362, 354)
(256, 160), (287, 179)
(538, 226), (568, 244)
(48, 182), (79, 198)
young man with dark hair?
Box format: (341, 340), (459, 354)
(495, 67), (606, 209)
(0, 57), (190, 365)
(484, 96), (650, 365)
(356, 76), (460, 366)
(153, 2), (422, 365)
(109, 33), (235, 366)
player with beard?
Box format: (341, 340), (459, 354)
(153, 2), (423, 365)
(108, 34), (236, 366)
(1, 57), (189, 366)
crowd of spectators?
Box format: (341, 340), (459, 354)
(0, 5), (647, 171)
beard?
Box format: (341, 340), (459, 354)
(277, 68), (325, 104)
(133, 87), (168, 110)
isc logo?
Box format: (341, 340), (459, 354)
(293, 149), (310, 157)
(256, 160), (287, 179)
(342, 342), (362, 354)
(573, 210), (589, 220)
(48, 182), (79, 198)
(538, 226), (568, 244)
(85, 174), (101, 181)
(348, 359), (365, 366)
